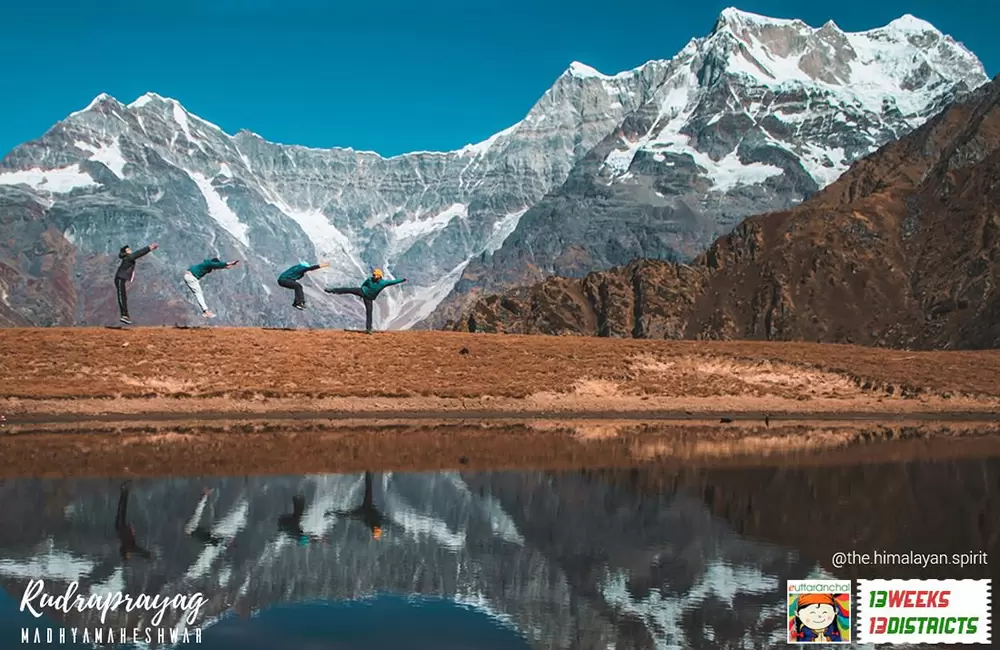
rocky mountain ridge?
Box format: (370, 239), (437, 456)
(422, 9), (988, 327)
(448, 76), (1000, 350)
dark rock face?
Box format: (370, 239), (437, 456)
(448, 78), (1000, 351)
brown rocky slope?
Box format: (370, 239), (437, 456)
(448, 76), (1000, 350)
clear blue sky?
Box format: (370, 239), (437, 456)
(1, 0), (996, 158)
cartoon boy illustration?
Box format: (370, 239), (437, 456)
(790, 593), (846, 642)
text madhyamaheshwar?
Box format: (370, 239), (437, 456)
(21, 626), (203, 645)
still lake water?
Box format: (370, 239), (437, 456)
(0, 451), (996, 649)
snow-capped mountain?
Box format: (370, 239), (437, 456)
(0, 8), (987, 329)
(423, 8), (989, 327)
(0, 63), (670, 328)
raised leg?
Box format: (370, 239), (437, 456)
(325, 287), (364, 298)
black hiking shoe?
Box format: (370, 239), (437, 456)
(120, 316), (132, 325)
(293, 303), (306, 310)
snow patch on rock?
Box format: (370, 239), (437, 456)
(75, 139), (128, 178)
(0, 166), (98, 193)
(394, 203), (468, 242)
(188, 171), (250, 246)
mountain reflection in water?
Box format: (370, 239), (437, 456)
(0, 451), (996, 649)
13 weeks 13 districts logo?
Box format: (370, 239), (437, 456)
(857, 579), (992, 644)
(787, 580), (852, 643)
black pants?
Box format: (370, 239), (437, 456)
(115, 278), (128, 318)
(116, 484), (151, 559)
(278, 495), (306, 538)
(327, 288), (373, 331)
(115, 484), (129, 531)
(278, 278), (305, 306)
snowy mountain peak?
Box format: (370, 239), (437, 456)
(700, 8), (987, 98)
(66, 93), (121, 119)
(128, 91), (174, 109)
(566, 61), (608, 79)
(68, 91), (196, 122)
(716, 7), (804, 30)
(883, 14), (940, 34)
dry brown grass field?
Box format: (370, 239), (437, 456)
(2, 328), (1000, 421)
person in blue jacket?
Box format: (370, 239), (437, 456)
(278, 261), (329, 310)
(325, 268), (406, 333)
(184, 257), (239, 318)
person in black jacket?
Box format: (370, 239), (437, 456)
(114, 243), (159, 324)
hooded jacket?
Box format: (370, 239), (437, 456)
(115, 246), (152, 282)
(279, 263), (321, 282)
(188, 258), (230, 280)
(359, 276), (405, 300)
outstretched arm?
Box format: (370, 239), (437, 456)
(306, 262), (330, 273)
(128, 244), (156, 261)
(210, 259), (236, 270)
(385, 278), (407, 287)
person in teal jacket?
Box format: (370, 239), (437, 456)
(278, 261), (329, 309)
(184, 257), (239, 318)
(325, 268), (406, 333)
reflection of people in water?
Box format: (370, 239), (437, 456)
(791, 593), (845, 642)
(184, 487), (231, 546)
(277, 494), (323, 545)
(115, 482), (152, 561)
(326, 472), (390, 540)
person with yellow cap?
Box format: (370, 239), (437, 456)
(325, 268), (406, 334)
